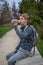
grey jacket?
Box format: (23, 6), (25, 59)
(14, 25), (34, 52)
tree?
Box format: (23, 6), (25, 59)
(0, 1), (11, 25)
(20, 0), (43, 38)
(12, 1), (19, 18)
(12, 2), (17, 17)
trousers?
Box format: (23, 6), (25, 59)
(6, 47), (30, 65)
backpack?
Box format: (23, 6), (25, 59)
(24, 25), (39, 56)
(24, 25), (39, 46)
(30, 25), (39, 46)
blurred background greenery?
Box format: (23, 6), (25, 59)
(19, 0), (43, 39)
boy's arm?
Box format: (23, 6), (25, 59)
(14, 25), (32, 39)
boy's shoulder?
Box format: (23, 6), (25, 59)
(24, 25), (33, 31)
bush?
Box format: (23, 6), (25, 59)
(0, 24), (13, 38)
(19, 1), (43, 38)
(37, 39), (43, 57)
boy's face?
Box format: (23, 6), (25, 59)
(19, 16), (27, 26)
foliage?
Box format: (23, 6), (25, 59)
(19, 0), (43, 38)
(0, 24), (13, 38)
(37, 39), (43, 58)
(0, 1), (11, 25)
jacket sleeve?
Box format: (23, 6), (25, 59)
(14, 25), (32, 39)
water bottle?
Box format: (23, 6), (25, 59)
(11, 19), (21, 25)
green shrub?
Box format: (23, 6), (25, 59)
(0, 24), (13, 38)
(37, 39), (43, 58)
(20, 1), (43, 39)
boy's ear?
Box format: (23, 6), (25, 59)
(25, 19), (28, 22)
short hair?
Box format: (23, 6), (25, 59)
(19, 13), (29, 20)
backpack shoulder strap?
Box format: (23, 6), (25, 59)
(24, 25), (30, 31)
(30, 25), (36, 32)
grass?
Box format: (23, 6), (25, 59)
(0, 24), (13, 38)
(37, 39), (43, 58)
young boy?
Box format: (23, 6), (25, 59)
(6, 13), (34, 65)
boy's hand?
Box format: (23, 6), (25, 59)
(13, 19), (18, 26)
(13, 49), (17, 53)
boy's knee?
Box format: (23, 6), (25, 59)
(6, 52), (14, 60)
(6, 54), (8, 60)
